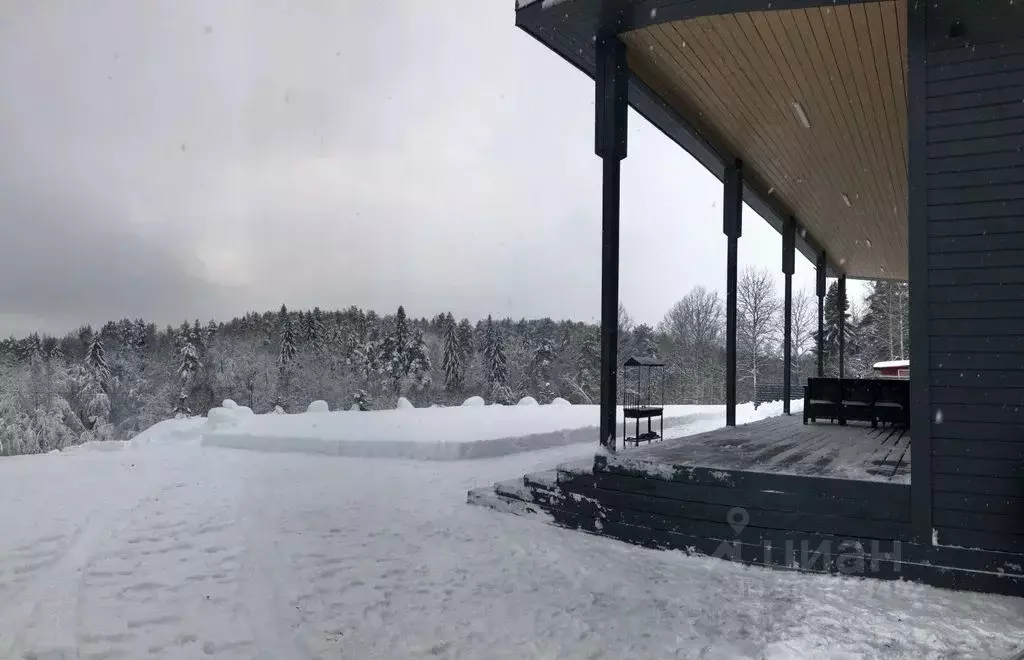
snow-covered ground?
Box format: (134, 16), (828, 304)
(201, 400), (792, 460)
(0, 413), (1021, 659)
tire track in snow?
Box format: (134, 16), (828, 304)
(0, 472), (171, 658)
(237, 473), (320, 660)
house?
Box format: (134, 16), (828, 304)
(470, 0), (1024, 596)
(873, 359), (910, 379)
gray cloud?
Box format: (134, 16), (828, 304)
(0, 0), (852, 337)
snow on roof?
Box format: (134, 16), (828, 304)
(872, 359), (910, 369)
(516, 0), (572, 9)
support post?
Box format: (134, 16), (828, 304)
(723, 160), (742, 426)
(595, 36), (627, 450)
(838, 274), (847, 379)
(816, 252), (826, 377)
(782, 218), (795, 413)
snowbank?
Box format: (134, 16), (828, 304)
(60, 417), (208, 454)
(551, 397), (571, 406)
(462, 396), (485, 407)
(199, 402), (795, 461)
(395, 397), (414, 410)
(517, 396), (538, 406)
(202, 406), (615, 460)
(307, 400), (330, 413)
(127, 417), (208, 448)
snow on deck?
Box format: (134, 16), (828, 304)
(0, 424), (1020, 659)
(622, 411), (911, 483)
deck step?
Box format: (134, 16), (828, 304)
(467, 486), (545, 517)
(523, 470), (559, 490)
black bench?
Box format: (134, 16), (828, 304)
(803, 378), (909, 428)
(803, 377), (842, 425)
(874, 379), (910, 427)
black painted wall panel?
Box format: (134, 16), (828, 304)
(924, 5), (1024, 553)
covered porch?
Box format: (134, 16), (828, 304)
(468, 0), (1024, 596)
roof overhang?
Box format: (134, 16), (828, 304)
(516, 0), (908, 279)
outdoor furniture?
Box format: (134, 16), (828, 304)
(842, 379), (876, 426)
(874, 379), (910, 427)
(803, 378), (910, 429)
(622, 357), (665, 446)
(803, 378), (843, 425)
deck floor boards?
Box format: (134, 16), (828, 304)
(630, 414), (911, 483)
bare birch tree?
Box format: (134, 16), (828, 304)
(737, 267), (780, 400)
(790, 289), (815, 381)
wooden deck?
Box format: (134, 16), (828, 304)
(631, 414), (910, 483)
(470, 413), (1024, 596)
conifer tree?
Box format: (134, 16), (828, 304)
(442, 313), (464, 392)
(457, 318), (474, 358)
(821, 281), (849, 377)
(485, 316), (508, 389)
(279, 308), (297, 365)
(85, 336), (110, 385)
(384, 306), (410, 393)
(407, 330), (432, 390)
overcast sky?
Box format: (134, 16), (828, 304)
(0, 0), (859, 338)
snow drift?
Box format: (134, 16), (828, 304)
(200, 402), (796, 461)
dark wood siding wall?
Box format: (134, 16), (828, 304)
(925, 3), (1024, 554)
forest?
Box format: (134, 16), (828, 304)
(0, 268), (908, 455)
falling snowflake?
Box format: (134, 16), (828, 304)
(935, 409), (944, 424)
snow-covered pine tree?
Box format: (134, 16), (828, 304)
(442, 314), (464, 392)
(309, 307), (326, 346)
(192, 319), (205, 351)
(821, 280), (849, 377)
(407, 330), (432, 390)
(457, 318), (475, 358)
(482, 316), (495, 363)
(177, 333), (201, 382)
(383, 306), (410, 393)
(174, 328), (202, 416)
(486, 317), (508, 389)
(85, 336), (110, 386)
(279, 310), (297, 365)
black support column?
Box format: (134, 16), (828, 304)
(816, 252), (826, 377)
(595, 36), (627, 450)
(723, 160), (742, 426)
(838, 274), (847, 379)
(782, 218), (795, 413)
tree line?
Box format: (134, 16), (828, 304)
(0, 269), (908, 455)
